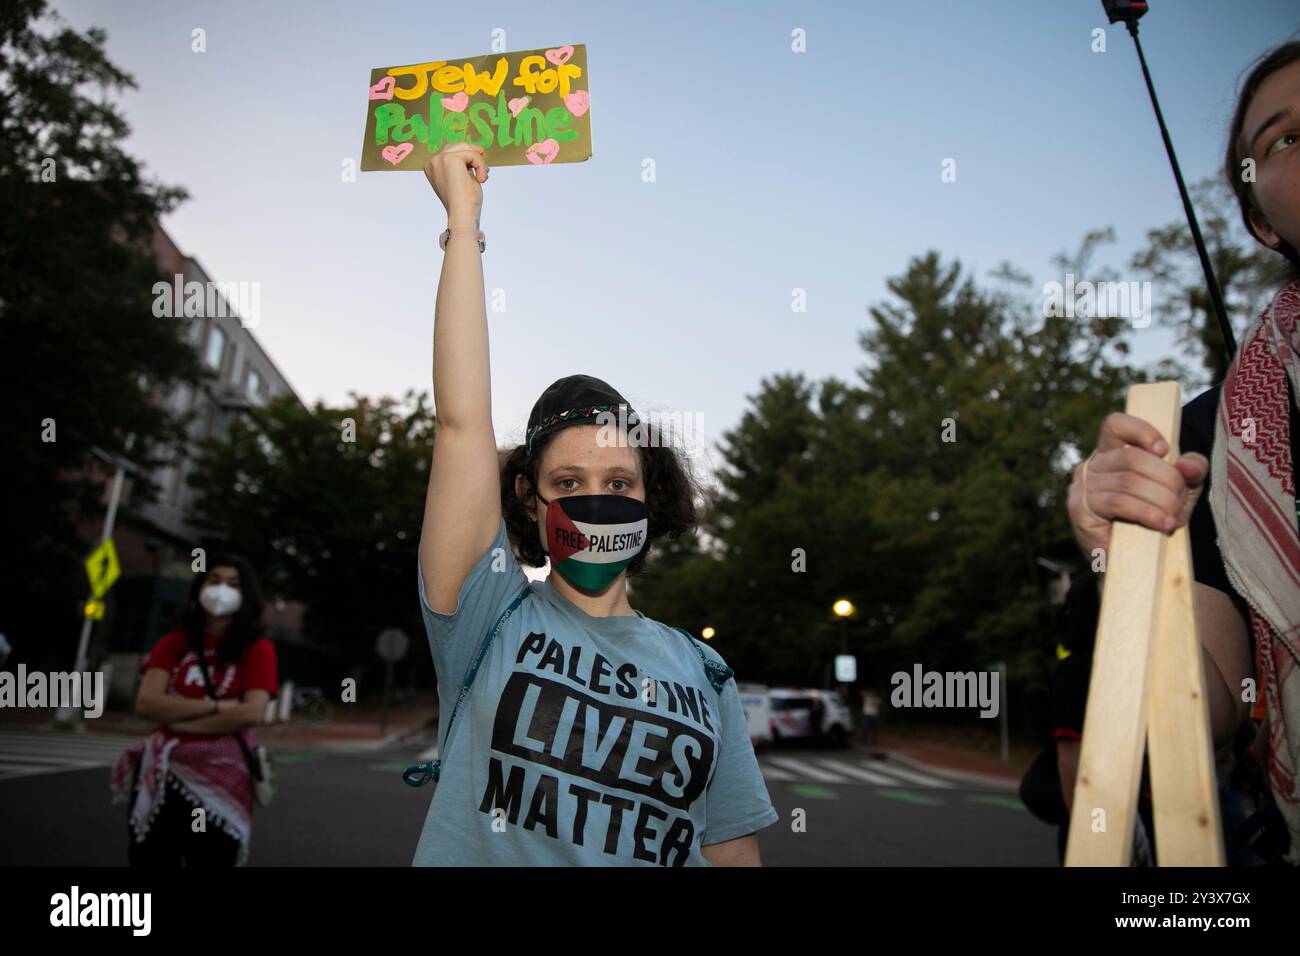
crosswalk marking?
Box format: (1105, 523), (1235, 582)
(812, 759), (899, 786)
(868, 763), (955, 789)
(765, 756), (854, 784)
(759, 754), (965, 791)
(0, 765), (47, 781)
(0, 752), (104, 766)
(0, 730), (138, 781)
(756, 762), (799, 782)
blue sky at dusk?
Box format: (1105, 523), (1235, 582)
(53, 0), (1300, 475)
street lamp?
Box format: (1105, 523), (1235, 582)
(827, 599), (857, 691)
(701, 626), (715, 640)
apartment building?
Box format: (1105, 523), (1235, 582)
(95, 224), (306, 695)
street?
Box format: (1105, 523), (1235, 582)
(0, 728), (1055, 866)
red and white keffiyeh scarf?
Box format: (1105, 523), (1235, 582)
(1209, 277), (1300, 864)
(110, 728), (256, 866)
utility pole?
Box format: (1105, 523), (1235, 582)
(56, 437), (136, 725)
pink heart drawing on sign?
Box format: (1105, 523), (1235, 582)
(525, 139), (560, 165)
(369, 76), (395, 101)
(381, 143), (414, 165)
(441, 92), (469, 112)
(545, 46), (574, 66)
(507, 96), (531, 117)
(563, 90), (589, 116)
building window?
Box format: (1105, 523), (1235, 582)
(196, 401), (215, 438)
(247, 368), (262, 399)
(204, 325), (226, 371)
(229, 343), (243, 388)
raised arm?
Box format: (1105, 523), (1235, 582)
(419, 143), (502, 613)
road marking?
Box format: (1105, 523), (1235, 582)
(875, 789), (945, 806)
(0, 752), (103, 764)
(758, 763), (799, 782)
(764, 756), (852, 784)
(0, 762), (74, 780)
(0, 731), (137, 781)
(789, 784), (837, 800)
(965, 794), (1025, 811)
(874, 762), (955, 789)
(813, 760), (901, 786)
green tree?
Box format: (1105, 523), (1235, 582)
(853, 252), (1135, 685)
(0, 0), (201, 656)
(187, 391), (435, 678)
(1131, 177), (1281, 385)
(635, 250), (1140, 706)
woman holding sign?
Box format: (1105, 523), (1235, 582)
(408, 142), (778, 866)
(1067, 41), (1300, 865)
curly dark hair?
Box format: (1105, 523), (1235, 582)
(1224, 38), (1300, 280)
(500, 423), (699, 576)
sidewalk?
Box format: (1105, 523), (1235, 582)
(259, 704), (438, 753)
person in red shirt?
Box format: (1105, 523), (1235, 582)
(110, 553), (278, 866)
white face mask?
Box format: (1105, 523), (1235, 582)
(199, 582), (242, 618)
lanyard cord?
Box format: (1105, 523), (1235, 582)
(403, 585), (532, 787)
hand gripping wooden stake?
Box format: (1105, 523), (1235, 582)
(1065, 382), (1225, 866)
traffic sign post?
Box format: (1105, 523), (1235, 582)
(57, 440), (133, 725)
(834, 654), (857, 683)
(85, 539), (121, 599)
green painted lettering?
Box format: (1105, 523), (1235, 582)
(425, 95), (444, 151)
(495, 91), (513, 148)
(544, 107), (578, 144)
(373, 103), (405, 144)
(468, 102), (495, 149)
(513, 107), (546, 147)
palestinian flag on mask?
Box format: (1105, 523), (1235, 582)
(546, 494), (648, 590)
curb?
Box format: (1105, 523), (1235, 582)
(883, 749), (1021, 792)
(266, 714), (438, 755)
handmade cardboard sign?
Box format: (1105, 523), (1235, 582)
(361, 44), (592, 171)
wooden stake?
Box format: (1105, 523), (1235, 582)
(1148, 519), (1225, 864)
(1065, 381), (1223, 866)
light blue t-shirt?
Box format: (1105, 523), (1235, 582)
(412, 517), (778, 866)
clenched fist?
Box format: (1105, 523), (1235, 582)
(424, 142), (489, 228)
(1066, 411), (1209, 565)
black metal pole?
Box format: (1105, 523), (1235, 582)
(1125, 20), (1238, 358)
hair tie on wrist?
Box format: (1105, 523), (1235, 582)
(1079, 451), (1103, 523)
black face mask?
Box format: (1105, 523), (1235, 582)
(536, 492), (648, 590)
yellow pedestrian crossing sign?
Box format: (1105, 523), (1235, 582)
(85, 539), (120, 599)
